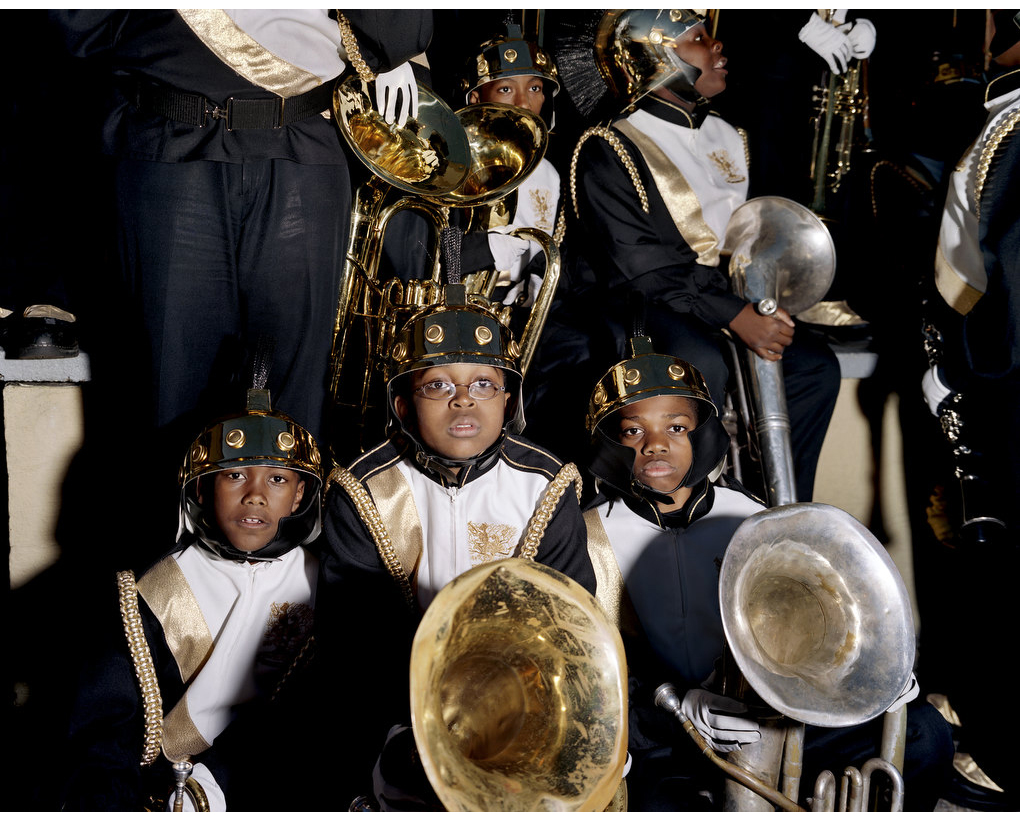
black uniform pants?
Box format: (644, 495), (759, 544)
(113, 156), (350, 443)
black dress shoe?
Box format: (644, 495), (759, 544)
(4, 304), (79, 359)
(941, 768), (1018, 811)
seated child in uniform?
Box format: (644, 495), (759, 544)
(316, 284), (594, 809)
(582, 335), (953, 811)
(61, 388), (323, 811)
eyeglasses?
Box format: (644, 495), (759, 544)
(413, 379), (506, 401)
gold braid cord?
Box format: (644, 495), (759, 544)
(552, 201), (567, 247)
(571, 126), (650, 220)
(974, 107), (1020, 220)
(516, 463), (583, 560)
(335, 12), (375, 83)
(272, 635), (315, 702)
(329, 466), (417, 611)
(116, 570), (164, 767)
(736, 126), (751, 170)
(869, 160), (932, 220)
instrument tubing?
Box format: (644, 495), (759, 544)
(127, 75), (336, 130)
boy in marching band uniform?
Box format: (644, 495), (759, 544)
(316, 285), (594, 808)
(457, 22), (563, 311)
(583, 335), (953, 810)
(554, 9), (840, 501)
(62, 388), (323, 810)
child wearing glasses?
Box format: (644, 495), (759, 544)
(313, 285), (595, 809)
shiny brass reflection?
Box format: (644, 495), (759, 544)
(410, 560), (627, 812)
(348, 113), (435, 184)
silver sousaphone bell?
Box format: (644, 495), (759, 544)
(722, 196), (837, 507)
(725, 196), (836, 316)
(720, 502), (915, 728)
(705, 502), (914, 810)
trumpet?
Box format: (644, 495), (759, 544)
(809, 11), (869, 216)
(170, 759), (210, 812)
(327, 76), (560, 464)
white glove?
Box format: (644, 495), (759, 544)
(681, 688), (760, 753)
(503, 273), (544, 308)
(921, 364), (952, 416)
(487, 231), (533, 272)
(846, 18), (876, 60)
(799, 11), (853, 74)
(887, 673), (919, 713)
(374, 62), (418, 128)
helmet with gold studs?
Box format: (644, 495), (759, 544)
(387, 284), (525, 477)
(178, 388), (323, 561)
(587, 335), (727, 503)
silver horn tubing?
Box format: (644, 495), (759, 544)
(744, 350), (798, 507)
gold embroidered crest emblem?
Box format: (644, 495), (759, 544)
(528, 189), (554, 233)
(262, 601), (314, 665)
(468, 521), (519, 564)
(708, 150), (746, 184)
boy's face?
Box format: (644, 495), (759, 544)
(201, 466), (306, 553)
(615, 394), (699, 495)
(396, 363), (510, 462)
(669, 22), (727, 100)
(469, 74), (546, 117)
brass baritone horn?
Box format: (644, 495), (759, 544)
(328, 76), (559, 463)
(409, 559), (628, 812)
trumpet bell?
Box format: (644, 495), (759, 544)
(333, 75), (471, 195)
(724, 196), (836, 316)
(719, 503), (915, 728)
(410, 559), (627, 812)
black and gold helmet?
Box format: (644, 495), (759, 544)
(389, 284), (522, 383)
(587, 335), (715, 434)
(387, 284), (525, 476)
(594, 9), (707, 112)
(179, 389), (323, 561)
(460, 23), (560, 127)
(587, 335), (727, 502)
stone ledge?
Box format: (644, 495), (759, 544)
(0, 351), (91, 384)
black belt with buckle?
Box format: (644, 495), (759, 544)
(128, 76), (336, 130)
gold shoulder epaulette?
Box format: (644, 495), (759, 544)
(570, 126), (650, 219)
(116, 569), (164, 767)
(328, 465), (417, 611)
(516, 462), (582, 560)
(974, 108), (1020, 220)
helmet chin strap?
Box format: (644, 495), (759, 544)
(410, 430), (506, 485)
(629, 463), (694, 507)
(661, 48), (704, 104)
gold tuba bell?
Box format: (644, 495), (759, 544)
(409, 559), (628, 812)
(327, 76), (559, 463)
